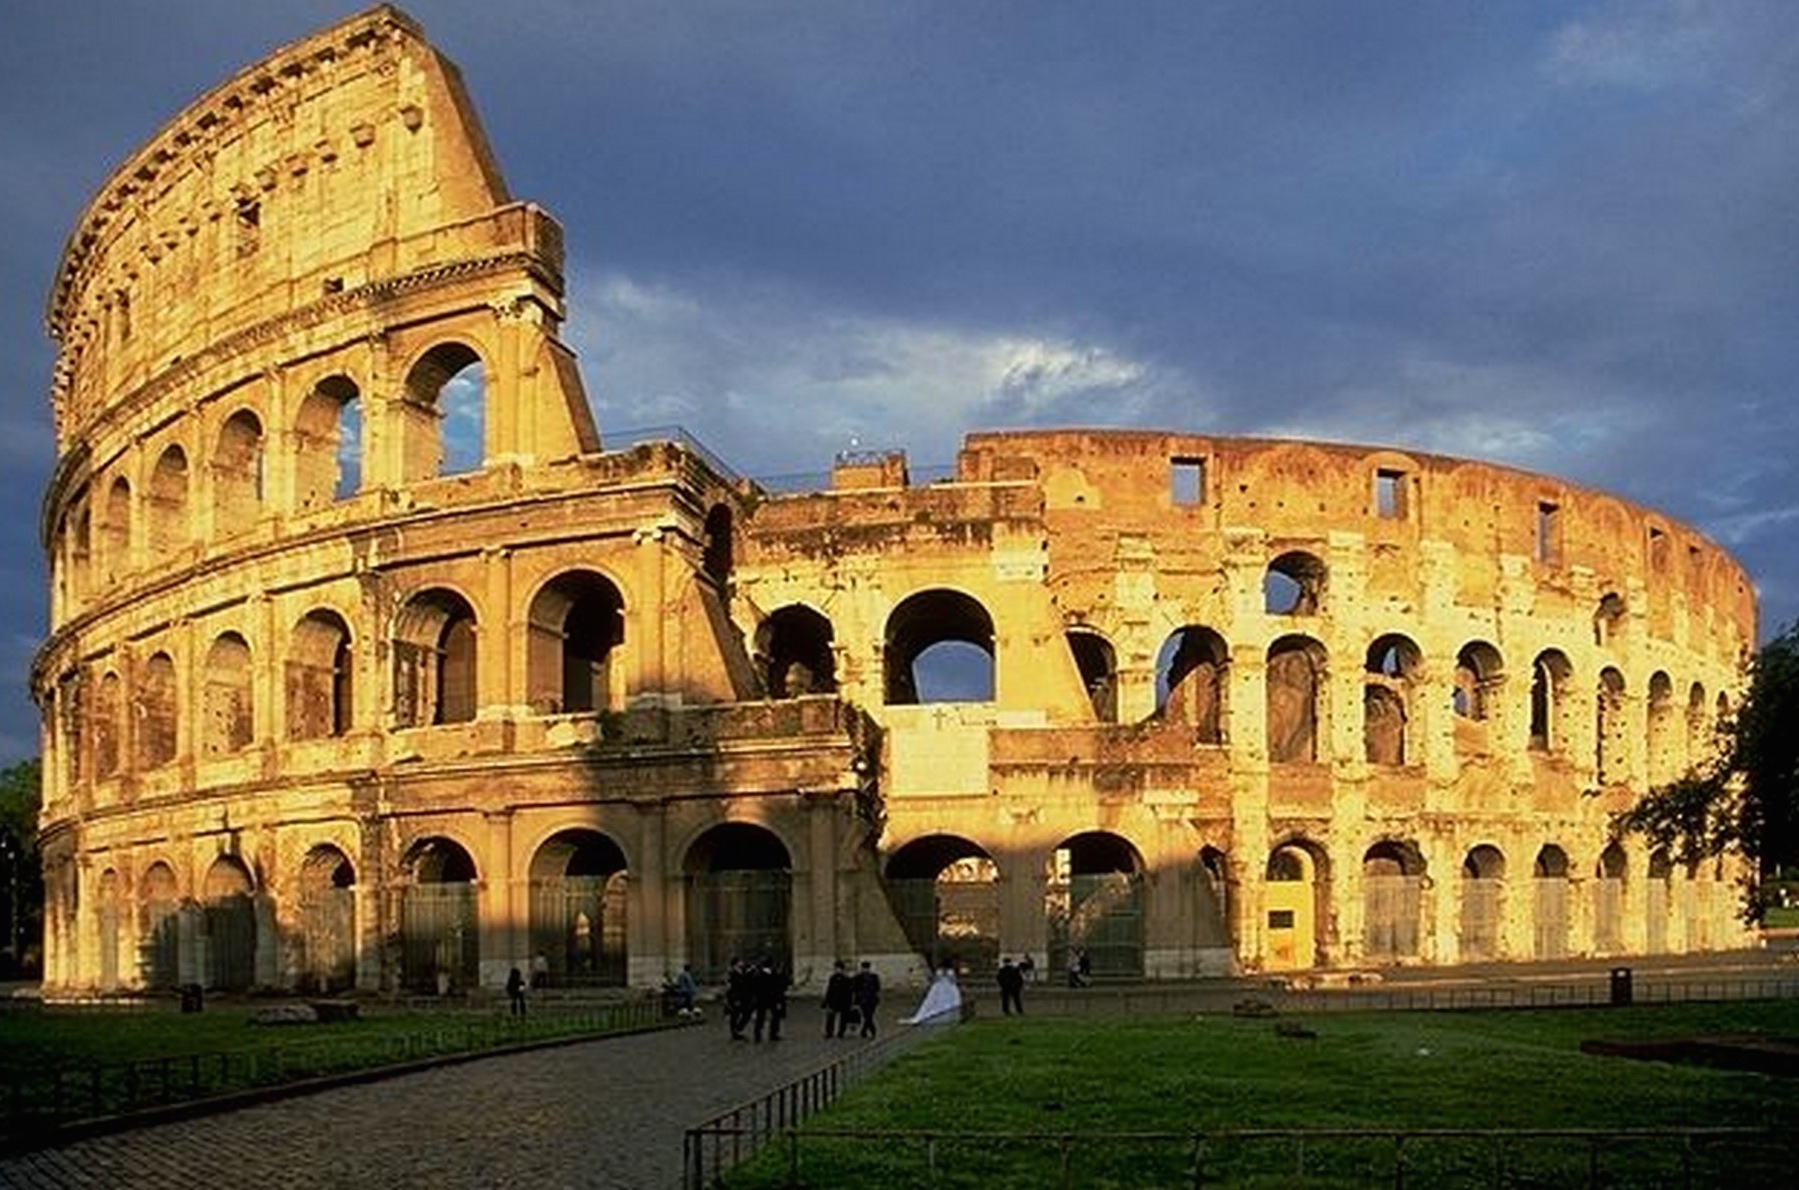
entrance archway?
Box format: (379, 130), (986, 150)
(1264, 841), (1326, 971)
(1361, 840), (1425, 962)
(684, 823), (791, 983)
(1533, 844), (1571, 959)
(1460, 845), (1506, 961)
(885, 836), (1001, 974)
(140, 862), (179, 990)
(400, 838), (479, 993)
(529, 830), (628, 986)
(202, 856), (256, 992)
(1046, 832), (1144, 979)
(299, 846), (356, 993)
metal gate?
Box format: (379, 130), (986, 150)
(1048, 872), (1144, 978)
(688, 870), (790, 983)
(142, 899), (179, 990)
(1363, 874), (1421, 960)
(301, 885), (356, 992)
(1534, 878), (1569, 959)
(1594, 877), (1624, 952)
(402, 883), (479, 993)
(1461, 878), (1502, 960)
(530, 875), (627, 986)
(884, 875), (1000, 974)
(205, 894), (256, 991)
(1646, 878), (1669, 952)
(98, 899), (120, 991)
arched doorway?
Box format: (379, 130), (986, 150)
(98, 869), (121, 992)
(884, 836), (1001, 974)
(400, 838), (479, 993)
(299, 846), (356, 993)
(1362, 840), (1425, 962)
(1594, 843), (1627, 953)
(1646, 849), (1673, 952)
(202, 856), (256, 992)
(529, 830), (628, 987)
(1046, 832), (1144, 979)
(1533, 844), (1571, 959)
(1264, 841), (1324, 971)
(684, 824), (791, 983)
(140, 862), (179, 990)
(1460, 845), (1506, 961)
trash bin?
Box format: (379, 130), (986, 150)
(1609, 966), (1632, 1006)
(180, 982), (205, 1013)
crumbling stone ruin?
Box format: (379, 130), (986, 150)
(31, 7), (1757, 995)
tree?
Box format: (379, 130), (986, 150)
(0, 758), (43, 976)
(1615, 622), (1799, 919)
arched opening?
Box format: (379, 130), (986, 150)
(1266, 635), (1326, 763)
(98, 869), (121, 992)
(402, 342), (485, 480)
(1453, 641), (1504, 754)
(1594, 843), (1627, 953)
(684, 823), (791, 982)
(140, 862), (179, 990)
(1196, 846), (1231, 949)
(1533, 844), (1571, 959)
(148, 445), (190, 557)
(1363, 634), (1421, 765)
(1264, 841), (1326, 971)
(1528, 650), (1574, 754)
(138, 652), (178, 768)
(202, 855), (256, 992)
(299, 846), (356, 993)
(289, 611), (353, 739)
(65, 500), (92, 604)
(1594, 592), (1627, 647)
(1046, 832), (1145, 979)
(1685, 683), (1710, 771)
(1646, 848), (1673, 952)
(1361, 840), (1425, 961)
(1645, 672), (1675, 786)
(757, 605), (837, 698)
(1155, 626), (1228, 742)
(393, 589), (479, 726)
(400, 838), (479, 994)
(1460, 845), (1506, 961)
(1067, 628), (1118, 723)
(93, 672), (122, 778)
(294, 376), (362, 508)
(1263, 550), (1326, 615)
(884, 589), (995, 704)
(529, 829), (629, 987)
(212, 409), (265, 537)
(1596, 668), (1628, 786)
(885, 835), (1001, 975)
(202, 633), (254, 755)
(702, 503), (733, 590)
(101, 476), (131, 585)
(526, 571), (625, 714)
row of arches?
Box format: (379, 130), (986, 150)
(56, 342), (488, 607)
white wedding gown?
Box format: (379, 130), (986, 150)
(902, 968), (963, 1025)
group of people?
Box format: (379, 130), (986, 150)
(724, 955), (794, 1041)
(820, 959), (884, 1038)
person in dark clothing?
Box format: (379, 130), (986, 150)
(751, 957), (789, 1042)
(506, 966), (527, 1017)
(725, 957), (752, 1040)
(997, 957), (1025, 1016)
(823, 960), (855, 1038)
(851, 960), (881, 1038)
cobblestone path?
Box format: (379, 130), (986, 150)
(0, 1002), (889, 1189)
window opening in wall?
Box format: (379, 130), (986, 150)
(1171, 457), (1206, 506)
(236, 199), (260, 257)
(114, 291), (132, 343)
(1374, 469), (1406, 519)
(1536, 501), (1561, 564)
(1263, 551), (1325, 615)
(1594, 592), (1626, 648)
(1649, 526), (1668, 572)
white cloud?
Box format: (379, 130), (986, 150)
(1544, 0), (1725, 90)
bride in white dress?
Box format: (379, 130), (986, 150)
(902, 966), (963, 1025)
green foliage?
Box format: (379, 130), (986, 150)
(1616, 622), (1799, 910)
(0, 758), (39, 848)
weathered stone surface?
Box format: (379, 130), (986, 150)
(31, 7), (1756, 998)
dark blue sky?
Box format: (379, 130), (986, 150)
(2, 1), (1795, 764)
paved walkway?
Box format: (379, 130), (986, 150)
(0, 1001), (898, 1190)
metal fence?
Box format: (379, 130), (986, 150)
(0, 996), (667, 1153)
(683, 1028), (930, 1189)
(714, 1124), (1789, 1188)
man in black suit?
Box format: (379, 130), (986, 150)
(851, 960), (881, 1038)
(997, 956), (1025, 1016)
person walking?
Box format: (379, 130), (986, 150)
(752, 956), (789, 1042)
(851, 960), (881, 1038)
(505, 966), (527, 1018)
(725, 957), (752, 1040)
(823, 960), (854, 1038)
(997, 957), (1025, 1016)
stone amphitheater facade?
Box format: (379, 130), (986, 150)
(32, 7), (1757, 997)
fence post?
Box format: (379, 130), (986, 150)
(787, 1128), (800, 1188)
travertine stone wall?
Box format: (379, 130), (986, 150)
(32, 8), (1755, 997)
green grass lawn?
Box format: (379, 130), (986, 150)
(723, 1002), (1799, 1188)
(1761, 904), (1799, 929)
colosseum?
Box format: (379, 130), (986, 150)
(31, 6), (1758, 998)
